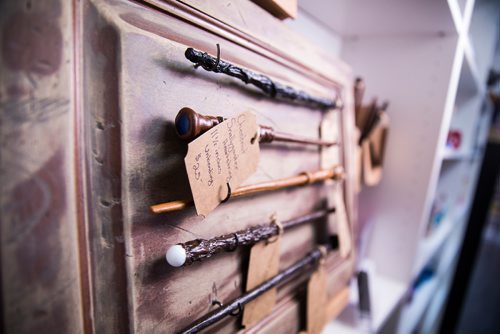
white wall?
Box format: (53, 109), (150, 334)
(284, 6), (343, 59)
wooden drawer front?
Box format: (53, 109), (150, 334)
(81, 0), (355, 333)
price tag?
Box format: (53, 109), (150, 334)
(242, 235), (281, 327)
(334, 185), (352, 258)
(185, 111), (260, 216)
(306, 261), (327, 334)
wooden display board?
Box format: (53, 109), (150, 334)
(0, 0), (357, 333)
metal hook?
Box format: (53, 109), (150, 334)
(229, 303), (243, 317)
(212, 300), (223, 308)
(221, 183), (232, 203)
(214, 43), (221, 71)
(250, 132), (258, 144)
(227, 233), (239, 252)
(266, 234), (279, 245)
(266, 220), (282, 245)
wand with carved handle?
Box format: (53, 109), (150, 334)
(150, 166), (344, 214)
(166, 208), (335, 267)
(179, 245), (331, 334)
(175, 107), (337, 147)
(185, 47), (340, 110)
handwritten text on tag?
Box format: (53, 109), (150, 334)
(185, 111), (260, 216)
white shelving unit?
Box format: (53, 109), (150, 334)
(287, 0), (499, 332)
(324, 271), (407, 334)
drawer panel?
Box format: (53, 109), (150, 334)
(81, 1), (356, 333)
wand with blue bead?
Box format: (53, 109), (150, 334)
(175, 107), (337, 147)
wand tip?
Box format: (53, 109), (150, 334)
(166, 245), (187, 267)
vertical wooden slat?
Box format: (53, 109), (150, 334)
(79, 1), (131, 332)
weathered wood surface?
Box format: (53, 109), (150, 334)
(0, 0), (85, 333)
(1, 0), (357, 332)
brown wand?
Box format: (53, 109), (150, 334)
(150, 166), (345, 214)
(175, 107), (337, 147)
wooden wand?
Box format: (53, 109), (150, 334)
(175, 107), (337, 147)
(150, 166), (344, 214)
(166, 208), (335, 267)
(179, 245), (331, 334)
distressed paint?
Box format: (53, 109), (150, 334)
(0, 0), (84, 333)
(81, 2), (130, 332)
(0, 0), (356, 333)
(2, 11), (62, 76)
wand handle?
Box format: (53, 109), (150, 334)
(175, 108), (337, 146)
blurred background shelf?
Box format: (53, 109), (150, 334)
(290, 0), (500, 333)
(441, 148), (473, 160)
(413, 217), (454, 279)
(288, 0), (499, 332)
(398, 276), (440, 334)
(324, 271), (407, 334)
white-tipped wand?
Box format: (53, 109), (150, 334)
(166, 245), (187, 267)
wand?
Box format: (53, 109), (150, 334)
(185, 47), (340, 110)
(178, 245), (331, 333)
(166, 208), (335, 267)
(175, 107), (337, 147)
(150, 166), (344, 214)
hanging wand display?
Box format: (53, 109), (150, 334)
(178, 245), (331, 334)
(150, 166), (344, 214)
(166, 208), (335, 267)
(175, 107), (337, 147)
(185, 47), (340, 110)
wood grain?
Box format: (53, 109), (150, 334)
(85, 0), (356, 332)
(0, 0), (357, 332)
(0, 0), (84, 333)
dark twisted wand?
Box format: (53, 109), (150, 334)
(185, 47), (340, 110)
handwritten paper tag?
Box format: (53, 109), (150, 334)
(306, 262), (327, 334)
(334, 185), (352, 258)
(242, 235), (281, 327)
(185, 111), (260, 216)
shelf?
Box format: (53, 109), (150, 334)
(397, 277), (440, 334)
(370, 274), (408, 330)
(420, 279), (450, 333)
(437, 210), (469, 276)
(414, 203), (469, 278)
(438, 232), (462, 276)
(413, 217), (454, 277)
(296, 1), (497, 332)
(462, 35), (484, 94)
(327, 273), (406, 333)
(468, 0), (500, 84)
(448, 0), (464, 33)
(456, 0), (468, 18)
(442, 148), (472, 160)
(419, 222), (468, 333)
(449, 0), (476, 34)
(452, 41), (482, 110)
